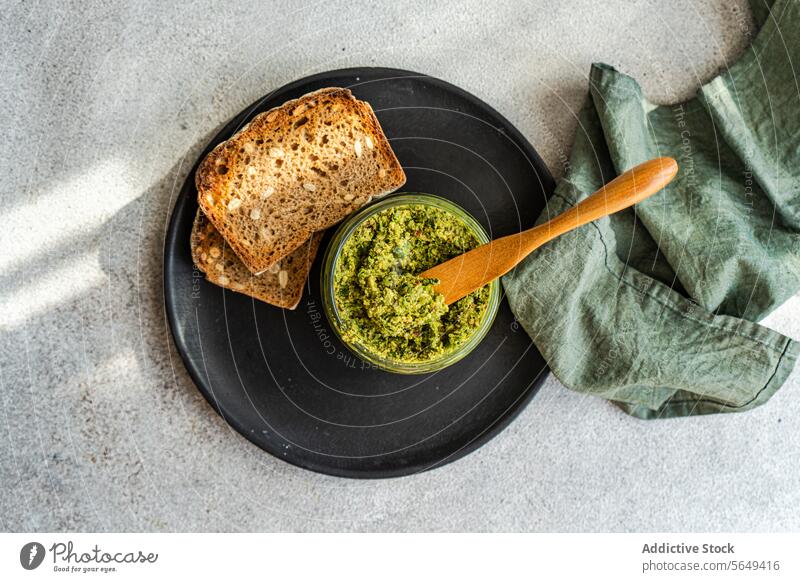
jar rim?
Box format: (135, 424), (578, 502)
(320, 193), (501, 374)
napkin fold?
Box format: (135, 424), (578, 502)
(504, 0), (800, 418)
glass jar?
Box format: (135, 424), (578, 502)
(320, 193), (501, 374)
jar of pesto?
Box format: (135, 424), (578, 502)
(321, 193), (501, 374)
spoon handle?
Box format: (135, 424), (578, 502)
(524, 157), (678, 250)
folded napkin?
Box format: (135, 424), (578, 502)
(504, 0), (800, 418)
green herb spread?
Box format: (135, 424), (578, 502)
(333, 204), (490, 363)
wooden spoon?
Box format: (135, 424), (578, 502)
(420, 157), (679, 305)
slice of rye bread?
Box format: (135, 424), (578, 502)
(196, 87), (406, 275)
(190, 209), (322, 310)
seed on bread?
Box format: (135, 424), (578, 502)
(250, 208), (262, 220)
(268, 261), (281, 274)
(195, 87), (406, 274)
(227, 198), (242, 211)
(278, 270), (289, 288)
(218, 275), (230, 285)
(209, 246), (221, 259)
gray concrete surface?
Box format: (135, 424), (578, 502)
(2, 0), (799, 532)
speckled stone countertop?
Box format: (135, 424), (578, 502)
(2, 0), (798, 531)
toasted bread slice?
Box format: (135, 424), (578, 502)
(196, 87), (405, 274)
(190, 209), (322, 310)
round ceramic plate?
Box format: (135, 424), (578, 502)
(164, 67), (555, 478)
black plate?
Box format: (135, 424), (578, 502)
(164, 68), (555, 478)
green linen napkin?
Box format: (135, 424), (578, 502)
(504, 0), (800, 418)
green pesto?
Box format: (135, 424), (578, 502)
(333, 204), (490, 363)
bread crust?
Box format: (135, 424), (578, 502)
(196, 87), (405, 275)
